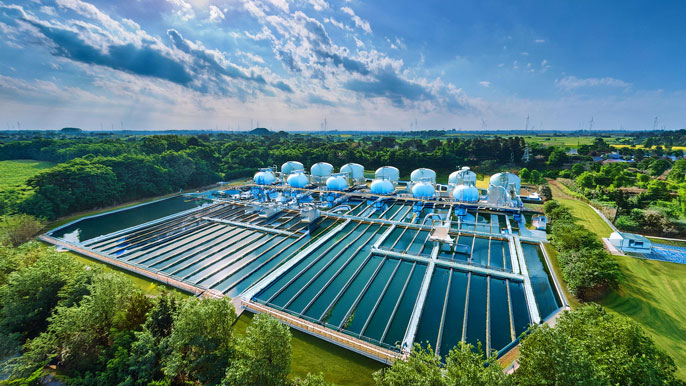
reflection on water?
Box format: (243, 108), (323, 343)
(51, 196), (209, 242)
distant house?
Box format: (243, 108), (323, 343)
(592, 156), (604, 162)
(566, 148), (578, 156)
(609, 232), (652, 254)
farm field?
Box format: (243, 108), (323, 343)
(612, 144), (686, 151)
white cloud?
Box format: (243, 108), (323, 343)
(479, 81), (490, 87)
(208, 5), (224, 22)
(534, 39), (545, 43)
(306, 0), (328, 11)
(340, 6), (371, 34)
(39, 6), (57, 16)
(166, 0), (195, 20)
(556, 76), (631, 90)
(265, 0), (289, 13)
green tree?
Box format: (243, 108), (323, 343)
(519, 168), (531, 182)
(547, 148), (568, 167)
(539, 185), (552, 201)
(163, 297), (236, 385)
(571, 163), (585, 177)
(516, 305), (682, 385)
(530, 170), (542, 184)
(223, 314), (292, 386)
(0, 214), (44, 247)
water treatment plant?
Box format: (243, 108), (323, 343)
(42, 162), (567, 363)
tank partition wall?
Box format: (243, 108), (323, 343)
(412, 267), (530, 357)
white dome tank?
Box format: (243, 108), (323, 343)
(340, 163), (365, 181)
(452, 184), (479, 203)
(410, 168), (436, 184)
(253, 170), (276, 185)
(326, 176), (349, 191)
(281, 161), (304, 175)
(375, 166), (399, 182)
(311, 162), (334, 177)
(490, 172), (521, 193)
(449, 167), (477, 186)
(370, 179), (394, 195)
(487, 184), (513, 207)
(411, 181), (435, 199)
(287, 172), (308, 188)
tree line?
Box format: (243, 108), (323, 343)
(0, 134), (527, 220)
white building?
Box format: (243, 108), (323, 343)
(608, 232), (652, 253)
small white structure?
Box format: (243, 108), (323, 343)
(370, 179), (394, 195)
(253, 169), (276, 185)
(532, 215), (548, 230)
(609, 232), (652, 253)
(411, 180), (435, 199)
(452, 184), (479, 203)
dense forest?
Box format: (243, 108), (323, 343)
(0, 134), (528, 219)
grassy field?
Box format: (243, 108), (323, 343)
(0, 159), (55, 197)
(543, 183), (686, 379)
(612, 144), (686, 151)
(599, 255), (686, 380)
(548, 181), (613, 238)
(519, 136), (625, 148)
(233, 312), (383, 386)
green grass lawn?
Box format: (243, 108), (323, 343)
(599, 255), (686, 380)
(543, 183), (686, 380)
(548, 182), (613, 238)
(234, 312), (384, 386)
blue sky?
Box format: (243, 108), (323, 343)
(1, 0), (684, 131)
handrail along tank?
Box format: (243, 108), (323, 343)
(310, 162), (334, 185)
(281, 161), (304, 176)
(340, 163), (365, 185)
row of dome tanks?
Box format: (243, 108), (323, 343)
(252, 161), (522, 207)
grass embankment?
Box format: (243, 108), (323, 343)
(547, 181), (613, 238)
(234, 312), (383, 386)
(599, 256), (686, 380)
(544, 183), (686, 379)
(0, 159), (55, 197)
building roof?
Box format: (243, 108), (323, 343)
(612, 231), (651, 243)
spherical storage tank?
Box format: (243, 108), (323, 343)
(253, 170), (276, 185)
(370, 179), (394, 195)
(281, 161), (304, 175)
(326, 176), (349, 191)
(340, 163), (365, 180)
(452, 184), (479, 203)
(375, 166), (399, 182)
(490, 172), (521, 193)
(449, 167), (477, 186)
(411, 181), (435, 199)
(410, 168), (436, 184)
(311, 162), (334, 177)
(287, 172), (308, 188)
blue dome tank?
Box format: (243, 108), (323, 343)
(326, 176), (349, 191)
(452, 184), (479, 203)
(411, 181), (435, 199)
(287, 172), (308, 188)
(370, 179), (394, 195)
(253, 170), (276, 185)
